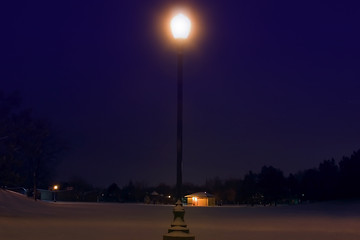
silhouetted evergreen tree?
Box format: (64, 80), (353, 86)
(339, 150), (360, 198)
(286, 173), (300, 200)
(258, 166), (286, 205)
(298, 168), (321, 200)
(104, 182), (121, 202)
(121, 181), (136, 202)
(223, 178), (241, 204)
(120, 181), (147, 202)
(318, 159), (339, 200)
(240, 171), (258, 205)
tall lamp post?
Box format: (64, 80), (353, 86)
(163, 13), (195, 240)
(171, 13), (191, 201)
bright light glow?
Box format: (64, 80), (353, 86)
(53, 185), (59, 190)
(170, 13), (191, 39)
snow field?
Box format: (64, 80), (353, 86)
(1, 190), (360, 240)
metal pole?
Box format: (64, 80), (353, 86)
(164, 44), (195, 240)
(176, 45), (183, 201)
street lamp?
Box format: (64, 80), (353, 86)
(170, 13), (191, 39)
(171, 12), (191, 202)
(163, 12), (195, 240)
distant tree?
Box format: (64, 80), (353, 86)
(120, 180), (147, 202)
(104, 182), (121, 202)
(64, 177), (97, 201)
(223, 178), (241, 204)
(182, 182), (201, 197)
(318, 159), (339, 200)
(0, 92), (24, 186)
(285, 173), (301, 201)
(204, 177), (224, 203)
(339, 150), (360, 198)
(0, 91), (65, 197)
(68, 177), (94, 192)
(258, 166), (286, 205)
(132, 181), (147, 202)
(121, 181), (136, 202)
(240, 171), (258, 205)
(155, 183), (173, 196)
(298, 168), (321, 201)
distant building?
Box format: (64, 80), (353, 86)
(145, 191), (173, 204)
(38, 189), (53, 201)
(185, 192), (215, 206)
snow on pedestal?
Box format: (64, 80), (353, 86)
(163, 200), (195, 240)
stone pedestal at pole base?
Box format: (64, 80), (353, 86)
(163, 200), (195, 240)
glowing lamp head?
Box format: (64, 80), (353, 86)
(170, 13), (191, 39)
(53, 185), (59, 190)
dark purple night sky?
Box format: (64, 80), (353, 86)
(1, 0), (360, 187)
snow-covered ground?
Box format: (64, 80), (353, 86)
(1, 189), (360, 240)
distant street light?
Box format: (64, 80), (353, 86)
(52, 185), (59, 202)
(163, 12), (195, 240)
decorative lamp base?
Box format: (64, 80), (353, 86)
(163, 200), (195, 240)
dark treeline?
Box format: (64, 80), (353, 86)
(95, 150), (360, 205)
(1, 91), (360, 204)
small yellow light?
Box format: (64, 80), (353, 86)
(53, 185), (59, 190)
